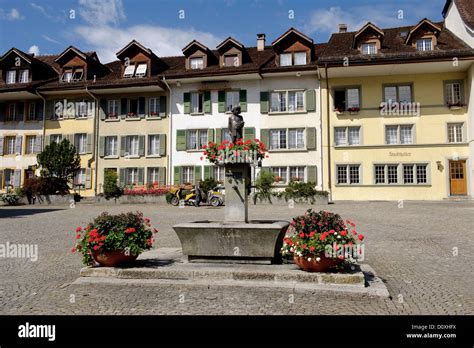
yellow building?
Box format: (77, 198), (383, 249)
(319, 20), (474, 200)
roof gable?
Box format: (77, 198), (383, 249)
(216, 37), (244, 52)
(55, 46), (88, 64)
(182, 40), (209, 56)
(354, 22), (385, 40)
(405, 18), (442, 44)
(272, 27), (313, 50)
(116, 40), (152, 59)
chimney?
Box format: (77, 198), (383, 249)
(339, 24), (348, 33)
(257, 33), (266, 51)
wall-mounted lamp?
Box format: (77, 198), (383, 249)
(296, 72), (301, 77)
(436, 161), (444, 171)
(176, 81), (181, 87)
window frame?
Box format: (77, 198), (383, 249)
(19, 69), (29, 83)
(269, 89), (306, 114)
(107, 99), (119, 119)
(181, 166), (194, 184)
(385, 124), (414, 145)
(334, 126), (361, 146)
(416, 38), (432, 52)
(105, 136), (118, 157)
(336, 164), (361, 185)
(447, 122), (464, 143)
(382, 83), (414, 104)
(186, 129), (208, 151)
(271, 167), (288, 185)
(126, 135), (140, 157)
(332, 86), (361, 112)
(373, 163), (429, 185)
(190, 57), (204, 70)
(148, 97), (160, 117)
(6, 70), (17, 84)
(225, 90), (240, 112)
(147, 134), (161, 156)
(190, 92), (204, 115)
(361, 42), (377, 55)
(444, 80), (464, 106)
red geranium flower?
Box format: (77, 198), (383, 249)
(340, 231), (347, 236)
(299, 232), (305, 238)
(75, 227), (82, 232)
(125, 227), (136, 234)
(309, 246), (315, 251)
(358, 234), (364, 241)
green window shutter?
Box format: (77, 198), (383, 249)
(306, 127), (317, 150)
(204, 91), (211, 113)
(120, 136), (126, 157)
(86, 133), (93, 154)
(0, 102), (5, 122)
(18, 102), (24, 121)
(158, 167), (166, 185)
(36, 102), (44, 121)
(173, 166), (181, 185)
(15, 135), (22, 155)
(176, 130), (186, 151)
(159, 96), (167, 117)
(99, 99), (107, 120)
(260, 129), (269, 149)
(243, 127), (255, 142)
(138, 168), (144, 185)
(218, 91), (226, 113)
(194, 166), (202, 185)
(305, 90), (316, 112)
(138, 97), (145, 118)
(215, 128), (222, 143)
(183, 93), (191, 114)
(207, 129), (214, 144)
(239, 90), (247, 112)
(139, 135), (145, 156)
(46, 100), (54, 119)
(85, 168), (92, 189)
(159, 134), (166, 156)
(260, 91), (269, 113)
(99, 136), (105, 157)
(119, 168), (125, 186)
(120, 98), (128, 119)
(307, 166), (317, 184)
(204, 166), (211, 180)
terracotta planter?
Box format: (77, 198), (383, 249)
(293, 253), (342, 272)
(92, 250), (138, 267)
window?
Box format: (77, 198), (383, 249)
(25, 136), (37, 154)
(288, 129), (305, 149)
(402, 164), (428, 184)
(128, 99), (138, 117)
(19, 69), (29, 83)
(5, 136), (16, 155)
(125, 168), (139, 185)
(148, 135), (161, 156)
(387, 165), (398, 184)
(135, 64), (147, 77)
(3, 169), (15, 187)
(222, 128), (232, 142)
(270, 90), (305, 113)
(126, 135), (139, 156)
(107, 100), (119, 119)
(147, 167), (160, 185)
(6, 70), (16, 84)
(288, 91), (304, 112)
(289, 166), (305, 182)
(403, 165), (414, 184)
(105, 136), (118, 157)
(71, 69), (83, 81)
(336, 165), (360, 184)
(416, 38), (432, 51)
(212, 166), (224, 182)
(7, 103), (16, 121)
(181, 166), (194, 184)
(148, 98), (160, 117)
(190, 57), (204, 70)
(187, 129), (208, 150)
(374, 165), (386, 184)
(294, 52), (307, 65)
(361, 43), (377, 55)
(27, 103), (36, 121)
(191, 92), (203, 114)
(61, 69), (73, 82)
(271, 167), (288, 184)
(75, 134), (87, 154)
(445, 82), (463, 105)
(123, 65), (135, 78)
(50, 134), (62, 144)
(384, 85), (412, 104)
(385, 125), (413, 145)
(416, 164), (427, 184)
(375, 164), (427, 185)
(76, 100), (88, 119)
(448, 123), (463, 143)
(333, 87), (360, 111)
(224, 55), (238, 67)
(280, 53), (292, 66)
(226, 91), (240, 112)
(74, 168), (86, 186)
(270, 129), (287, 150)
(334, 127), (360, 146)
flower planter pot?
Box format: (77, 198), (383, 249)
(293, 253), (342, 272)
(92, 250), (138, 267)
(449, 106), (461, 110)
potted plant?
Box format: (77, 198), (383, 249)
(347, 107), (360, 114)
(281, 209), (364, 272)
(72, 211), (158, 267)
(334, 107), (345, 115)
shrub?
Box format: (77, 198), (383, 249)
(1, 190), (21, 205)
(36, 176), (70, 195)
(280, 181), (328, 204)
(72, 211), (158, 266)
(103, 170), (123, 200)
(253, 170), (275, 204)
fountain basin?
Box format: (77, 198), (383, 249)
(173, 220), (290, 264)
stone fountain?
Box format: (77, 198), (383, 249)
(173, 107), (289, 264)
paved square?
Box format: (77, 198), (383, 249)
(0, 201), (473, 314)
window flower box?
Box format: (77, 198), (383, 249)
(334, 108), (345, 115)
(107, 113), (118, 119)
(127, 112), (137, 118)
(150, 111), (158, 116)
(347, 107), (360, 114)
(447, 102), (464, 110)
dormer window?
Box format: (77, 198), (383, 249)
(61, 67), (83, 82)
(190, 57), (204, 70)
(294, 52), (307, 65)
(123, 65), (135, 78)
(224, 54), (239, 67)
(6, 70), (16, 84)
(62, 69), (72, 82)
(280, 53), (292, 66)
(416, 38), (432, 51)
(19, 69), (29, 83)
(135, 63), (147, 77)
(361, 43), (377, 55)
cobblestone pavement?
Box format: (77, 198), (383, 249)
(0, 201), (473, 315)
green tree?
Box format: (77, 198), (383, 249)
(37, 139), (81, 194)
(253, 170), (275, 204)
(103, 170), (123, 199)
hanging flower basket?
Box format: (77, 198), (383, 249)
(201, 139), (268, 165)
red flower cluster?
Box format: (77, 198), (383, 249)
(201, 139), (267, 165)
(125, 227), (136, 234)
(123, 186), (171, 196)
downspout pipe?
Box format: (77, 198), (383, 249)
(34, 90), (46, 150)
(85, 87), (99, 195)
(317, 68), (324, 194)
(162, 76), (172, 186)
(324, 64), (333, 203)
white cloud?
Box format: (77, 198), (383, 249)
(30, 2), (66, 23)
(78, 0), (126, 26)
(42, 35), (61, 44)
(0, 8), (25, 21)
(74, 24), (222, 62)
(305, 6), (405, 37)
(28, 45), (40, 56)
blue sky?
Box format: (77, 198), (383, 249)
(0, 0), (447, 62)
